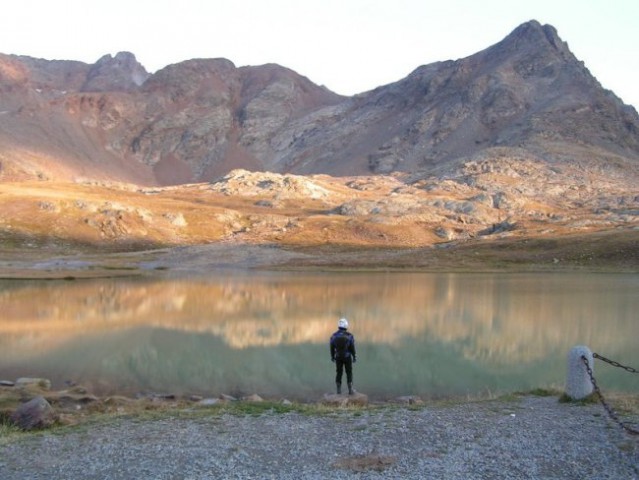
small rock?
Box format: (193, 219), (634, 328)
(163, 212), (187, 227)
(66, 385), (87, 394)
(10, 396), (58, 430)
(103, 396), (135, 407)
(154, 393), (177, 400)
(281, 399), (293, 406)
(241, 394), (264, 403)
(346, 392), (368, 406)
(219, 394), (237, 402)
(322, 394), (349, 407)
(0, 380), (15, 387)
(198, 398), (221, 407)
(15, 377), (52, 391)
(48, 393), (100, 410)
(321, 392), (368, 407)
(189, 395), (204, 402)
(396, 396), (425, 405)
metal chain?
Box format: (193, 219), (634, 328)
(593, 352), (639, 374)
(581, 355), (639, 435)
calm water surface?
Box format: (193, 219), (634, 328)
(1, 272), (638, 400)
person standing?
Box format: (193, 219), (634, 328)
(330, 317), (357, 395)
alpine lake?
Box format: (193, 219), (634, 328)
(1, 271), (638, 401)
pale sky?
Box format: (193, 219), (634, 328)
(2, 0), (638, 108)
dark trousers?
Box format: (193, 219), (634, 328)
(335, 357), (353, 384)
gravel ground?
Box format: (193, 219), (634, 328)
(1, 396), (638, 479)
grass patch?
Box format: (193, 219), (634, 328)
(210, 401), (373, 417)
(0, 423), (23, 445)
(559, 392), (599, 405)
(217, 401), (296, 416)
(608, 394), (639, 416)
(69, 400), (353, 425)
(527, 387), (561, 397)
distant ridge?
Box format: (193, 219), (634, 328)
(0, 20), (637, 185)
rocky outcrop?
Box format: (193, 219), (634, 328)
(209, 169), (331, 199)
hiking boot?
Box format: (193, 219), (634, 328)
(336, 383), (342, 394)
(348, 383), (354, 395)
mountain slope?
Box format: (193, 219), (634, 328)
(271, 21), (639, 175)
(0, 20), (638, 187)
(0, 54), (344, 184)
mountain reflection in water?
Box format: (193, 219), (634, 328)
(1, 272), (638, 400)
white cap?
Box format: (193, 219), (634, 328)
(338, 318), (349, 329)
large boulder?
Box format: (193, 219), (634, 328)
(11, 396), (58, 430)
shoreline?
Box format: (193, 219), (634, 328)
(2, 376), (638, 426)
(0, 226), (638, 280)
(2, 387), (638, 479)
(0, 249), (639, 282)
(0, 376), (498, 421)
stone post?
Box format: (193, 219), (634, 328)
(565, 345), (594, 400)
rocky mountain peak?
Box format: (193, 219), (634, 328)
(480, 20), (577, 69)
(140, 58), (239, 98)
(276, 20), (639, 176)
(504, 20), (564, 49)
(83, 51), (150, 92)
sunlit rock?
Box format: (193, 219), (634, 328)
(241, 393), (264, 402)
(15, 377), (52, 391)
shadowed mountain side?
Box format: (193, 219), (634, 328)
(270, 21), (639, 176)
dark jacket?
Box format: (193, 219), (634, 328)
(330, 328), (356, 361)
